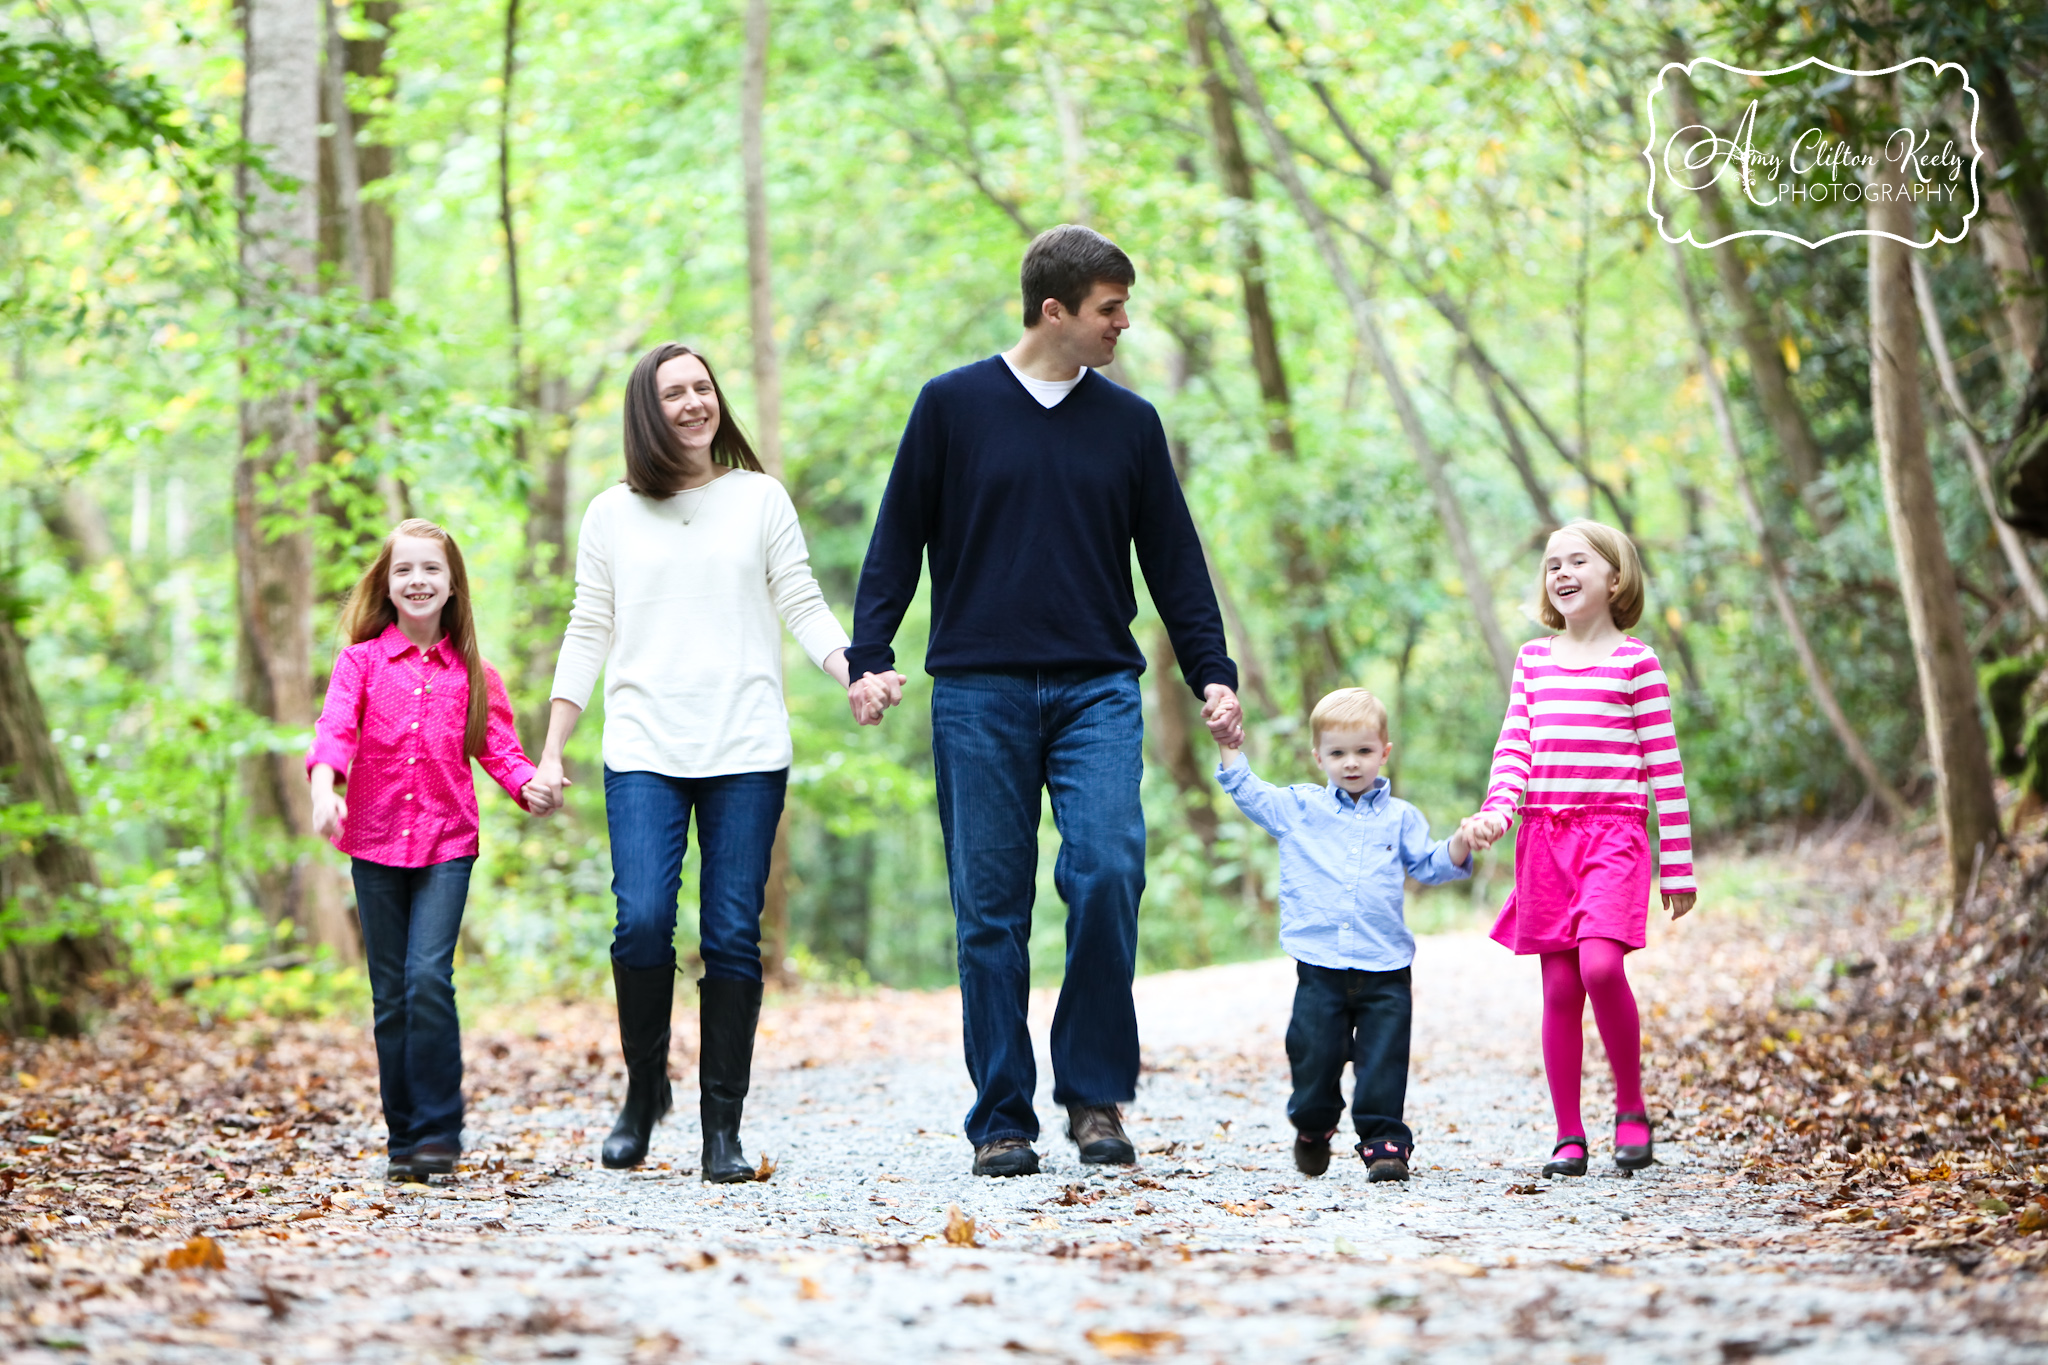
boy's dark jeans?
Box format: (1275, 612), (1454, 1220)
(1285, 960), (1413, 1149)
(351, 856), (476, 1156)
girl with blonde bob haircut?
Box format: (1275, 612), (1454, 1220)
(1536, 518), (1645, 631)
(1464, 518), (1695, 1181)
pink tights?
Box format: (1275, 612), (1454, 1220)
(1540, 938), (1648, 1157)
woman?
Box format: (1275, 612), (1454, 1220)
(532, 342), (894, 1178)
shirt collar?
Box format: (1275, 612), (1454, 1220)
(1328, 776), (1391, 811)
(379, 622), (449, 665)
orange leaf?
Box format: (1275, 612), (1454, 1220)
(164, 1236), (226, 1272)
(753, 1154), (777, 1182)
(1084, 1328), (1183, 1358)
(798, 1276), (827, 1300)
(943, 1205), (978, 1247)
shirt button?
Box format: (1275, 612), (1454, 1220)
(413, 688), (422, 696)
(411, 722), (419, 730)
(408, 758), (416, 765)
(402, 829), (411, 836)
(403, 793), (413, 801)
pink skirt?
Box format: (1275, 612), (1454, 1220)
(1489, 806), (1652, 955)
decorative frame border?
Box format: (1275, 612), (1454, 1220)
(1644, 56), (1980, 250)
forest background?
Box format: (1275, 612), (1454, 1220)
(2, 0), (2047, 1032)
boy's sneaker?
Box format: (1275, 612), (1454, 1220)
(1067, 1105), (1136, 1165)
(1359, 1140), (1410, 1182)
(1293, 1129), (1336, 1176)
(972, 1138), (1041, 1177)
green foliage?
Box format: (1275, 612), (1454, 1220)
(1, 0), (2044, 1010)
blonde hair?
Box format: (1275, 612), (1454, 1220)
(1539, 519), (1645, 631)
(337, 519), (491, 758)
(1309, 688), (1390, 747)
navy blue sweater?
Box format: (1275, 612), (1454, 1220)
(848, 357), (1237, 698)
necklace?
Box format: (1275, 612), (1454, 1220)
(677, 477), (717, 526)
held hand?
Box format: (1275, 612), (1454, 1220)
(850, 671), (909, 727)
(1664, 892), (1697, 921)
(1460, 812), (1507, 850)
(1201, 684), (1244, 749)
(311, 787), (347, 842)
(521, 779), (560, 817)
(530, 756), (571, 812)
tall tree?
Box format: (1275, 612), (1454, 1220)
(1666, 233), (1906, 820)
(315, 0), (405, 575)
(743, 0), (796, 981)
(238, 0), (355, 954)
(0, 614), (120, 1035)
(1865, 72), (2000, 894)
(1664, 59), (1832, 520)
(1187, 4), (1342, 715)
(1207, 2), (1514, 692)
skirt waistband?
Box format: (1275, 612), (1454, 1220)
(1521, 804), (1649, 825)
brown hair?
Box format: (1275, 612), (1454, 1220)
(1021, 224), (1136, 328)
(1538, 519), (1645, 631)
(338, 518), (491, 758)
(622, 343), (763, 497)
(1309, 688), (1391, 747)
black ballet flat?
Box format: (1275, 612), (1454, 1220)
(1543, 1136), (1588, 1178)
(1614, 1111), (1654, 1171)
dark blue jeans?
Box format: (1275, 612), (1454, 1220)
(1285, 960), (1413, 1149)
(932, 670), (1147, 1146)
(604, 766), (788, 982)
(351, 856), (475, 1156)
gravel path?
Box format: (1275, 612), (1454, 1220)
(11, 934), (2046, 1362)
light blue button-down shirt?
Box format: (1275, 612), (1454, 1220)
(1216, 760), (1471, 972)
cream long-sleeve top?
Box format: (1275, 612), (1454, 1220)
(549, 470), (851, 778)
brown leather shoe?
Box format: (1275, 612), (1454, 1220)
(1067, 1105), (1136, 1165)
(972, 1138), (1041, 1177)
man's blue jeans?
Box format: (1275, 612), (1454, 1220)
(603, 766), (788, 982)
(932, 670), (1147, 1146)
(351, 856), (475, 1155)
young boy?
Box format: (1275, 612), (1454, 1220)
(1215, 688), (1473, 1182)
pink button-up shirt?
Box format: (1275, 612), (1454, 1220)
(307, 624), (538, 867)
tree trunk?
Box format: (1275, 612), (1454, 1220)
(812, 828), (874, 970)
(743, 0), (794, 983)
(0, 617), (119, 1036)
(1957, 93), (2043, 383)
(315, 1), (402, 594)
(1666, 233), (1908, 820)
(240, 0), (355, 957)
(1866, 75), (2001, 895)
(1207, 2), (1513, 693)
(1911, 255), (2048, 623)
(1152, 631), (1220, 855)
(742, 0), (782, 480)
(1666, 64), (1830, 511)
(1187, 4), (1342, 715)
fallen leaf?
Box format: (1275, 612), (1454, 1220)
(164, 1236), (226, 1272)
(797, 1277), (827, 1300)
(944, 1205), (979, 1247)
(1414, 1254), (1486, 1278)
(1084, 1328), (1183, 1358)
(666, 1250), (717, 1271)
(959, 1290), (994, 1306)
(2015, 1205), (2046, 1233)
(1505, 1183), (1541, 1196)
(753, 1154), (777, 1182)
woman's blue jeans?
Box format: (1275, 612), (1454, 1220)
(351, 856), (475, 1156)
(603, 766), (788, 982)
(931, 670), (1147, 1147)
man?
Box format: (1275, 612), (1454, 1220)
(846, 224), (1242, 1176)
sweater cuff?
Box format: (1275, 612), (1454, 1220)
(845, 643), (897, 679)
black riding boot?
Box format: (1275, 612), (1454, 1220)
(601, 959), (675, 1169)
(699, 977), (763, 1183)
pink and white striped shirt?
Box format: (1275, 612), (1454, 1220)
(1480, 635), (1695, 894)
